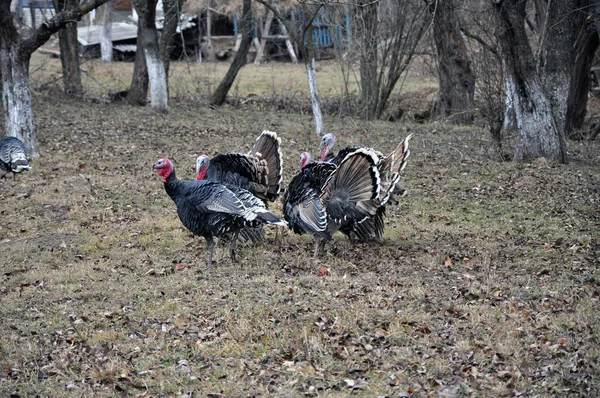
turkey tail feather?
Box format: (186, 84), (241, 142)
(379, 134), (412, 205)
(254, 208), (288, 227)
(321, 148), (380, 206)
(249, 131), (283, 201)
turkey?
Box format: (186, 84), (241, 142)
(283, 151), (336, 241)
(0, 137), (31, 180)
(153, 158), (287, 267)
(319, 132), (412, 242)
(195, 130), (283, 203)
(284, 148), (381, 255)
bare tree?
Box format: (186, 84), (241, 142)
(429, 0), (474, 123)
(52, 0), (84, 97)
(129, 0), (168, 112)
(0, 0), (110, 157)
(254, 0), (325, 135)
(100, 0), (114, 62)
(126, 17), (149, 106)
(349, 0), (431, 119)
(492, 0), (566, 163)
(160, 0), (185, 77)
(211, 0), (253, 106)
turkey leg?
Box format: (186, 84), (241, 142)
(229, 231), (239, 262)
(205, 236), (215, 267)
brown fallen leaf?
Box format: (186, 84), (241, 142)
(317, 267), (329, 276)
(444, 256), (452, 267)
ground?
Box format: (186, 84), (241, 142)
(1, 57), (599, 397)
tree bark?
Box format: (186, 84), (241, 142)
(127, 15), (149, 105)
(210, 0), (253, 106)
(540, 0), (579, 143)
(493, 0), (567, 163)
(430, 0), (475, 123)
(100, 0), (113, 62)
(565, 15), (598, 139)
(159, 0), (183, 77)
(52, 0), (83, 97)
(254, 10), (274, 65)
(355, 0), (378, 119)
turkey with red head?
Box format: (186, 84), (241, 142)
(0, 137), (31, 180)
(195, 130), (283, 203)
(319, 132), (412, 242)
(284, 148), (382, 255)
(153, 158), (287, 267)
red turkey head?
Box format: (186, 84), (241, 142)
(152, 158), (173, 182)
(319, 133), (336, 161)
(299, 152), (311, 170)
(195, 155), (209, 180)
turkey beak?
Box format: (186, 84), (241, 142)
(152, 162), (159, 170)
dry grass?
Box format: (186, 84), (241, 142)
(29, 52), (438, 101)
(1, 62), (600, 396)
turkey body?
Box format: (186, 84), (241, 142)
(284, 149), (381, 255)
(0, 137), (31, 180)
(319, 133), (412, 242)
(154, 159), (286, 267)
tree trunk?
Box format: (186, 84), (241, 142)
(278, 19), (297, 63)
(126, 15), (149, 105)
(306, 58), (324, 135)
(540, 0), (579, 142)
(493, 0), (567, 163)
(254, 10), (274, 65)
(355, 0), (378, 120)
(160, 0), (183, 77)
(53, 0), (83, 97)
(210, 0), (252, 106)
(204, 0), (215, 61)
(100, 0), (113, 62)
(565, 5), (598, 139)
(0, 43), (38, 158)
(430, 0), (475, 123)
(134, 0), (168, 112)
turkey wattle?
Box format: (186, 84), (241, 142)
(153, 158), (286, 267)
(0, 137), (31, 180)
(319, 133), (412, 242)
(195, 130), (283, 203)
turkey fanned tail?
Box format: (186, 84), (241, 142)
(321, 148), (381, 233)
(249, 130), (283, 201)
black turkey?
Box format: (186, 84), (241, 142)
(284, 149), (381, 255)
(195, 130), (283, 202)
(319, 133), (412, 242)
(0, 136), (31, 180)
(283, 151), (336, 241)
(153, 158), (286, 267)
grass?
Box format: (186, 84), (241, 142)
(29, 52), (438, 100)
(1, 60), (599, 396)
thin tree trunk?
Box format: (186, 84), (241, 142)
(100, 0), (113, 62)
(133, 0), (168, 112)
(430, 0), (475, 123)
(254, 10), (273, 65)
(160, 0), (183, 77)
(205, 0), (215, 61)
(210, 0), (253, 106)
(565, 16), (598, 139)
(278, 19), (297, 63)
(355, 0), (378, 120)
(503, 74), (517, 131)
(53, 0), (83, 97)
(127, 15), (149, 105)
(493, 0), (567, 163)
(306, 58), (323, 135)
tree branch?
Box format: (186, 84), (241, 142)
(460, 27), (499, 57)
(21, 0), (112, 56)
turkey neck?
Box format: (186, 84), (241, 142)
(163, 169), (184, 202)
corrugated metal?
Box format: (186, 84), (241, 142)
(77, 22), (138, 46)
(113, 44), (137, 52)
